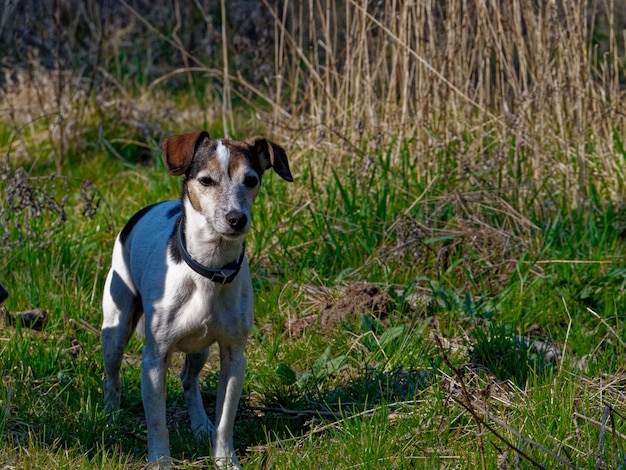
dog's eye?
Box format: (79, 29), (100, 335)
(198, 176), (217, 187)
(243, 175), (259, 188)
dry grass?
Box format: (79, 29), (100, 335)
(261, 0), (626, 209)
(2, 1), (625, 211)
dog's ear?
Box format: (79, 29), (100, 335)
(249, 137), (293, 182)
(162, 131), (210, 176)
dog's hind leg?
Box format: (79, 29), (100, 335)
(181, 349), (214, 438)
(102, 268), (141, 417)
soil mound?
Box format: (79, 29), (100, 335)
(285, 283), (394, 337)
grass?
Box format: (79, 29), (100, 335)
(2, 0), (626, 468)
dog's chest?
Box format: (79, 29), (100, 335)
(167, 276), (253, 353)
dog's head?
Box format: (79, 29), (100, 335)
(162, 131), (293, 239)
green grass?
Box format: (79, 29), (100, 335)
(2, 122), (626, 468)
(2, 1), (626, 467)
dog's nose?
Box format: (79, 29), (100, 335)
(226, 210), (248, 231)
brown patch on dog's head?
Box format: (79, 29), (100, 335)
(162, 131), (210, 176)
(184, 180), (203, 212)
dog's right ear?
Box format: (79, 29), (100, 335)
(162, 131), (210, 176)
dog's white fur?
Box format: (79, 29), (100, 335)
(101, 131), (292, 467)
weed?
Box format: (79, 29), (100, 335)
(469, 322), (555, 387)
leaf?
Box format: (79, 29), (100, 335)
(424, 235), (455, 245)
(378, 326), (406, 349)
(276, 363), (297, 386)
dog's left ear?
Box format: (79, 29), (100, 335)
(162, 131), (210, 176)
(249, 137), (293, 182)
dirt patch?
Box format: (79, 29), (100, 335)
(1, 306), (48, 331)
(285, 283), (396, 338)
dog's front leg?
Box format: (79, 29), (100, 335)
(142, 343), (172, 465)
(213, 343), (247, 469)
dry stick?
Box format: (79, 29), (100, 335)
(587, 307), (626, 350)
(595, 405), (611, 470)
(53, 0), (65, 174)
(219, 0), (232, 138)
(172, 0), (194, 91)
(385, 176), (439, 236)
(434, 336), (517, 468)
(146, 67), (218, 93)
(574, 411), (626, 443)
(433, 335), (576, 469)
(611, 406), (620, 469)
(84, 0), (104, 102)
(272, 0), (288, 126)
(560, 297), (573, 371)
(68, 318), (101, 337)
(249, 405), (345, 418)
(470, 402), (579, 470)
(145, 65), (275, 123)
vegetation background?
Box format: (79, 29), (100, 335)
(1, 0), (626, 468)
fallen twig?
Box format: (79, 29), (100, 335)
(249, 404), (344, 418)
(574, 411), (626, 441)
(68, 318), (101, 337)
(595, 405), (610, 469)
(587, 307), (626, 350)
(434, 334), (578, 469)
(470, 402), (579, 469)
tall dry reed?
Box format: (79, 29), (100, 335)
(264, 0), (626, 209)
(2, 1), (625, 210)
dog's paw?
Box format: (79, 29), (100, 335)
(145, 454), (173, 468)
(103, 377), (122, 417)
(214, 456), (241, 470)
(213, 438), (239, 469)
(191, 418), (215, 439)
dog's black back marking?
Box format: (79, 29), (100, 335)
(119, 202), (167, 246)
(167, 206), (184, 264)
(166, 204), (182, 219)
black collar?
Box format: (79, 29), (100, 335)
(176, 218), (245, 284)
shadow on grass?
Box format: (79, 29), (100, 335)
(235, 366), (432, 459)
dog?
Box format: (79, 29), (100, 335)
(101, 131), (292, 467)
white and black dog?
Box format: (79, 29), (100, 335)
(101, 131), (292, 467)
